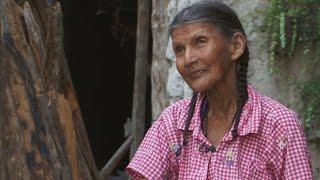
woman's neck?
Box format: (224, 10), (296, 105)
(205, 80), (238, 123)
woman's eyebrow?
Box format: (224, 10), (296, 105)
(191, 34), (207, 43)
(172, 41), (182, 47)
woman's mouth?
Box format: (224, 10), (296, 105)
(190, 70), (206, 79)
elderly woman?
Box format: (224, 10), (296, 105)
(127, 1), (312, 179)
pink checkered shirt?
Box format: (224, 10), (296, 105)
(127, 85), (312, 179)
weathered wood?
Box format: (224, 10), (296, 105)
(100, 136), (133, 179)
(0, 0), (98, 179)
(130, 0), (151, 158)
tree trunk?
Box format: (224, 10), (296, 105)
(0, 0), (98, 179)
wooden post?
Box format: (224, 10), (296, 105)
(130, 0), (150, 159)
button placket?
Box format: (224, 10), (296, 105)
(200, 152), (211, 179)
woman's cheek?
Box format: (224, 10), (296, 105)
(175, 60), (185, 76)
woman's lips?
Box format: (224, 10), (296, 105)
(189, 70), (206, 79)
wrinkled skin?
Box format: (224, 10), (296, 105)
(171, 22), (244, 93)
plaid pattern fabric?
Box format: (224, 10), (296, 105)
(127, 85), (312, 179)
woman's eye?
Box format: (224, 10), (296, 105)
(197, 38), (207, 47)
(174, 46), (185, 56)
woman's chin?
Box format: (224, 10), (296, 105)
(187, 83), (209, 93)
(184, 75), (214, 93)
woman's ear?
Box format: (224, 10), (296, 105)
(229, 32), (246, 61)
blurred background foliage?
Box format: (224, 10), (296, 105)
(263, 0), (320, 142)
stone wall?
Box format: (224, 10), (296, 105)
(151, 0), (319, 177)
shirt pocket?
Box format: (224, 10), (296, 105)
(240, 159), (273, 180)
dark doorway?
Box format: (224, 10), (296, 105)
(60, 0), (138, 172)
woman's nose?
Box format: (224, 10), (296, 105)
(185, 48), (199, 66)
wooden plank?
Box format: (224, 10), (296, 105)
(99, 136), (133, 179)
(130, 0), (151, 159)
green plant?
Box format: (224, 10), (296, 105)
(263, 0), (320, 140)
(263, 0), (320, 74)
(299, 75), (320, 140)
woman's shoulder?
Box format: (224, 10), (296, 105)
(247, 87), (311, 179)
(157, 98), (191, 122)
(262, 94), (298, 119)
(254, 88), (302, 136)
(249, 87), (306, 155)
(145, 98), (192, 147)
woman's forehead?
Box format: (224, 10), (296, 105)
(171, 23), (219, 41)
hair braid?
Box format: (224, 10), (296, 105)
(182, 92), (198, 145)
(231, 46), (249, 139)
(200, 96), (209, 130)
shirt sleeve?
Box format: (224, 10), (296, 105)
(126, 116), (171, 179)
(272, 111), (313, 179)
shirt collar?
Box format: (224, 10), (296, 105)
(236, 85), (262, 136)
(176, 85), (262, 137)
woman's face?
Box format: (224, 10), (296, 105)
(171, 22), (238, 93)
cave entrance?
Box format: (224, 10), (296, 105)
(61, 0), (151, 174)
